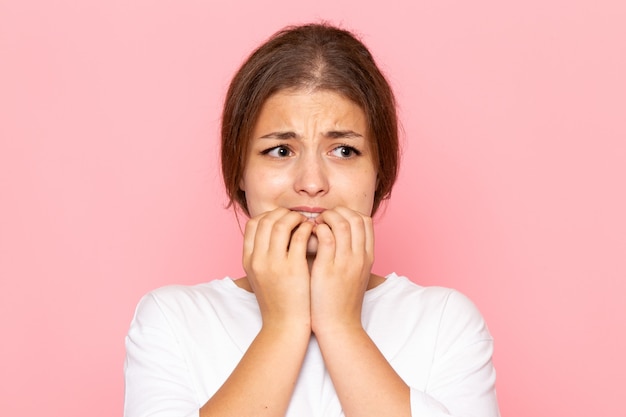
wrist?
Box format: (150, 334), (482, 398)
(311, 317), (364, 339)
(261, 316), (312, 336)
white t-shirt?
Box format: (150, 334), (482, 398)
(124, 273), (500, 417)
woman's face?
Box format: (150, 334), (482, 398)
(240, 89), (378, 251)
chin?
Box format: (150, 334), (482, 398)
(306, 235), (319, 256)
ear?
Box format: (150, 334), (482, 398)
(239, 178), (245, 191)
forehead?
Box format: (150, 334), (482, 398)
(251, 88), (368, 136)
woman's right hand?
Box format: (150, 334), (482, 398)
(242, 207), (313, 330)
(198, 208), (314, 416)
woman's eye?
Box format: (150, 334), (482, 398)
(330, 145), (361, 158)
(262, 146), (293, 158)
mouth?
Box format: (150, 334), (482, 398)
(296, 211), (321, 220)
(289, 206), (325, 221)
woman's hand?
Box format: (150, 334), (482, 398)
(308, 208), (411, 417)
(309, 206), (374, 334)
(243, 207), (314, 330)
(201, 208), (314, 417)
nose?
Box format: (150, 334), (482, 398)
(293, 153), (329, 197)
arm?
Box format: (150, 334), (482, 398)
(310, 207), (411, 417)
(310, 208), (499, 417)
(411, 290), (500, 417)
(125, 209), (314, 417)
(199, 322), (310, 417)
(201, 208), (314, 417)
(314, 323), (411, 417)
(124, 293), (204, 417)
(124, 290), (311, 417)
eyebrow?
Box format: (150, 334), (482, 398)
(259, 130), (364, 140)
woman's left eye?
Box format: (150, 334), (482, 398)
(330, 145), (361, 158)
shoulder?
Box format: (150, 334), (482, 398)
(378, 273), (492, 341)
(373, 273), (458, 310)
(137, 281), (212, 312)
(131, 278), (250, 327)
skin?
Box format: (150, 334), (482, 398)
(200, 89), (410, 417)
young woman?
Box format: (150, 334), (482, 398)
(124, 23), (500, 417)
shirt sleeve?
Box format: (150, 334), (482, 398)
(124, 292), (200, 417)
(409, 290), (500, 417)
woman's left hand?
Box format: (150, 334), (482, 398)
(309, 206), (374, 334)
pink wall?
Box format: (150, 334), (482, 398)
(1, 1), (625, 415)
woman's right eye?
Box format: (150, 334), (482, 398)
(261, 145), (293, 158)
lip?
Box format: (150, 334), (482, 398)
(289, 206), (325, 213)
(289, 206), (325, 220)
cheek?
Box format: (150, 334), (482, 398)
(342, 181), (377, 215)
(241, 171), (291, 216)
(359, 176), (378, 208)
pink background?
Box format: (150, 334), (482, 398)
(1, 0), (625, 415)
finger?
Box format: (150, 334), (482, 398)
(243, 215), (260, 264)
(287, 221), (314, 260)
(244, 208), (294, 263)
(363, 215), (375, 263)
(318, 208), (360, 257)
(333, 206), (368, 255)
(267, 210), (308, 257)
(251, 208), (295, 255)
(313, 223), (335, 265)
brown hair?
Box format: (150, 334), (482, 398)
(221, 23), (399, 216)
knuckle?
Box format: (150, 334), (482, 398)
(257, 216), (272, 228)
(245, 218), (259, 232)
(335, 220), (351, 233)
(248, 257), (265, 273)
(318, 232), (335, 245)
(273, 220), (293, 233)
(290, 232), (307, 244)
(351, 216), (365, 230)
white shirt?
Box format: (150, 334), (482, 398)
(124, 273), (500, 417)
